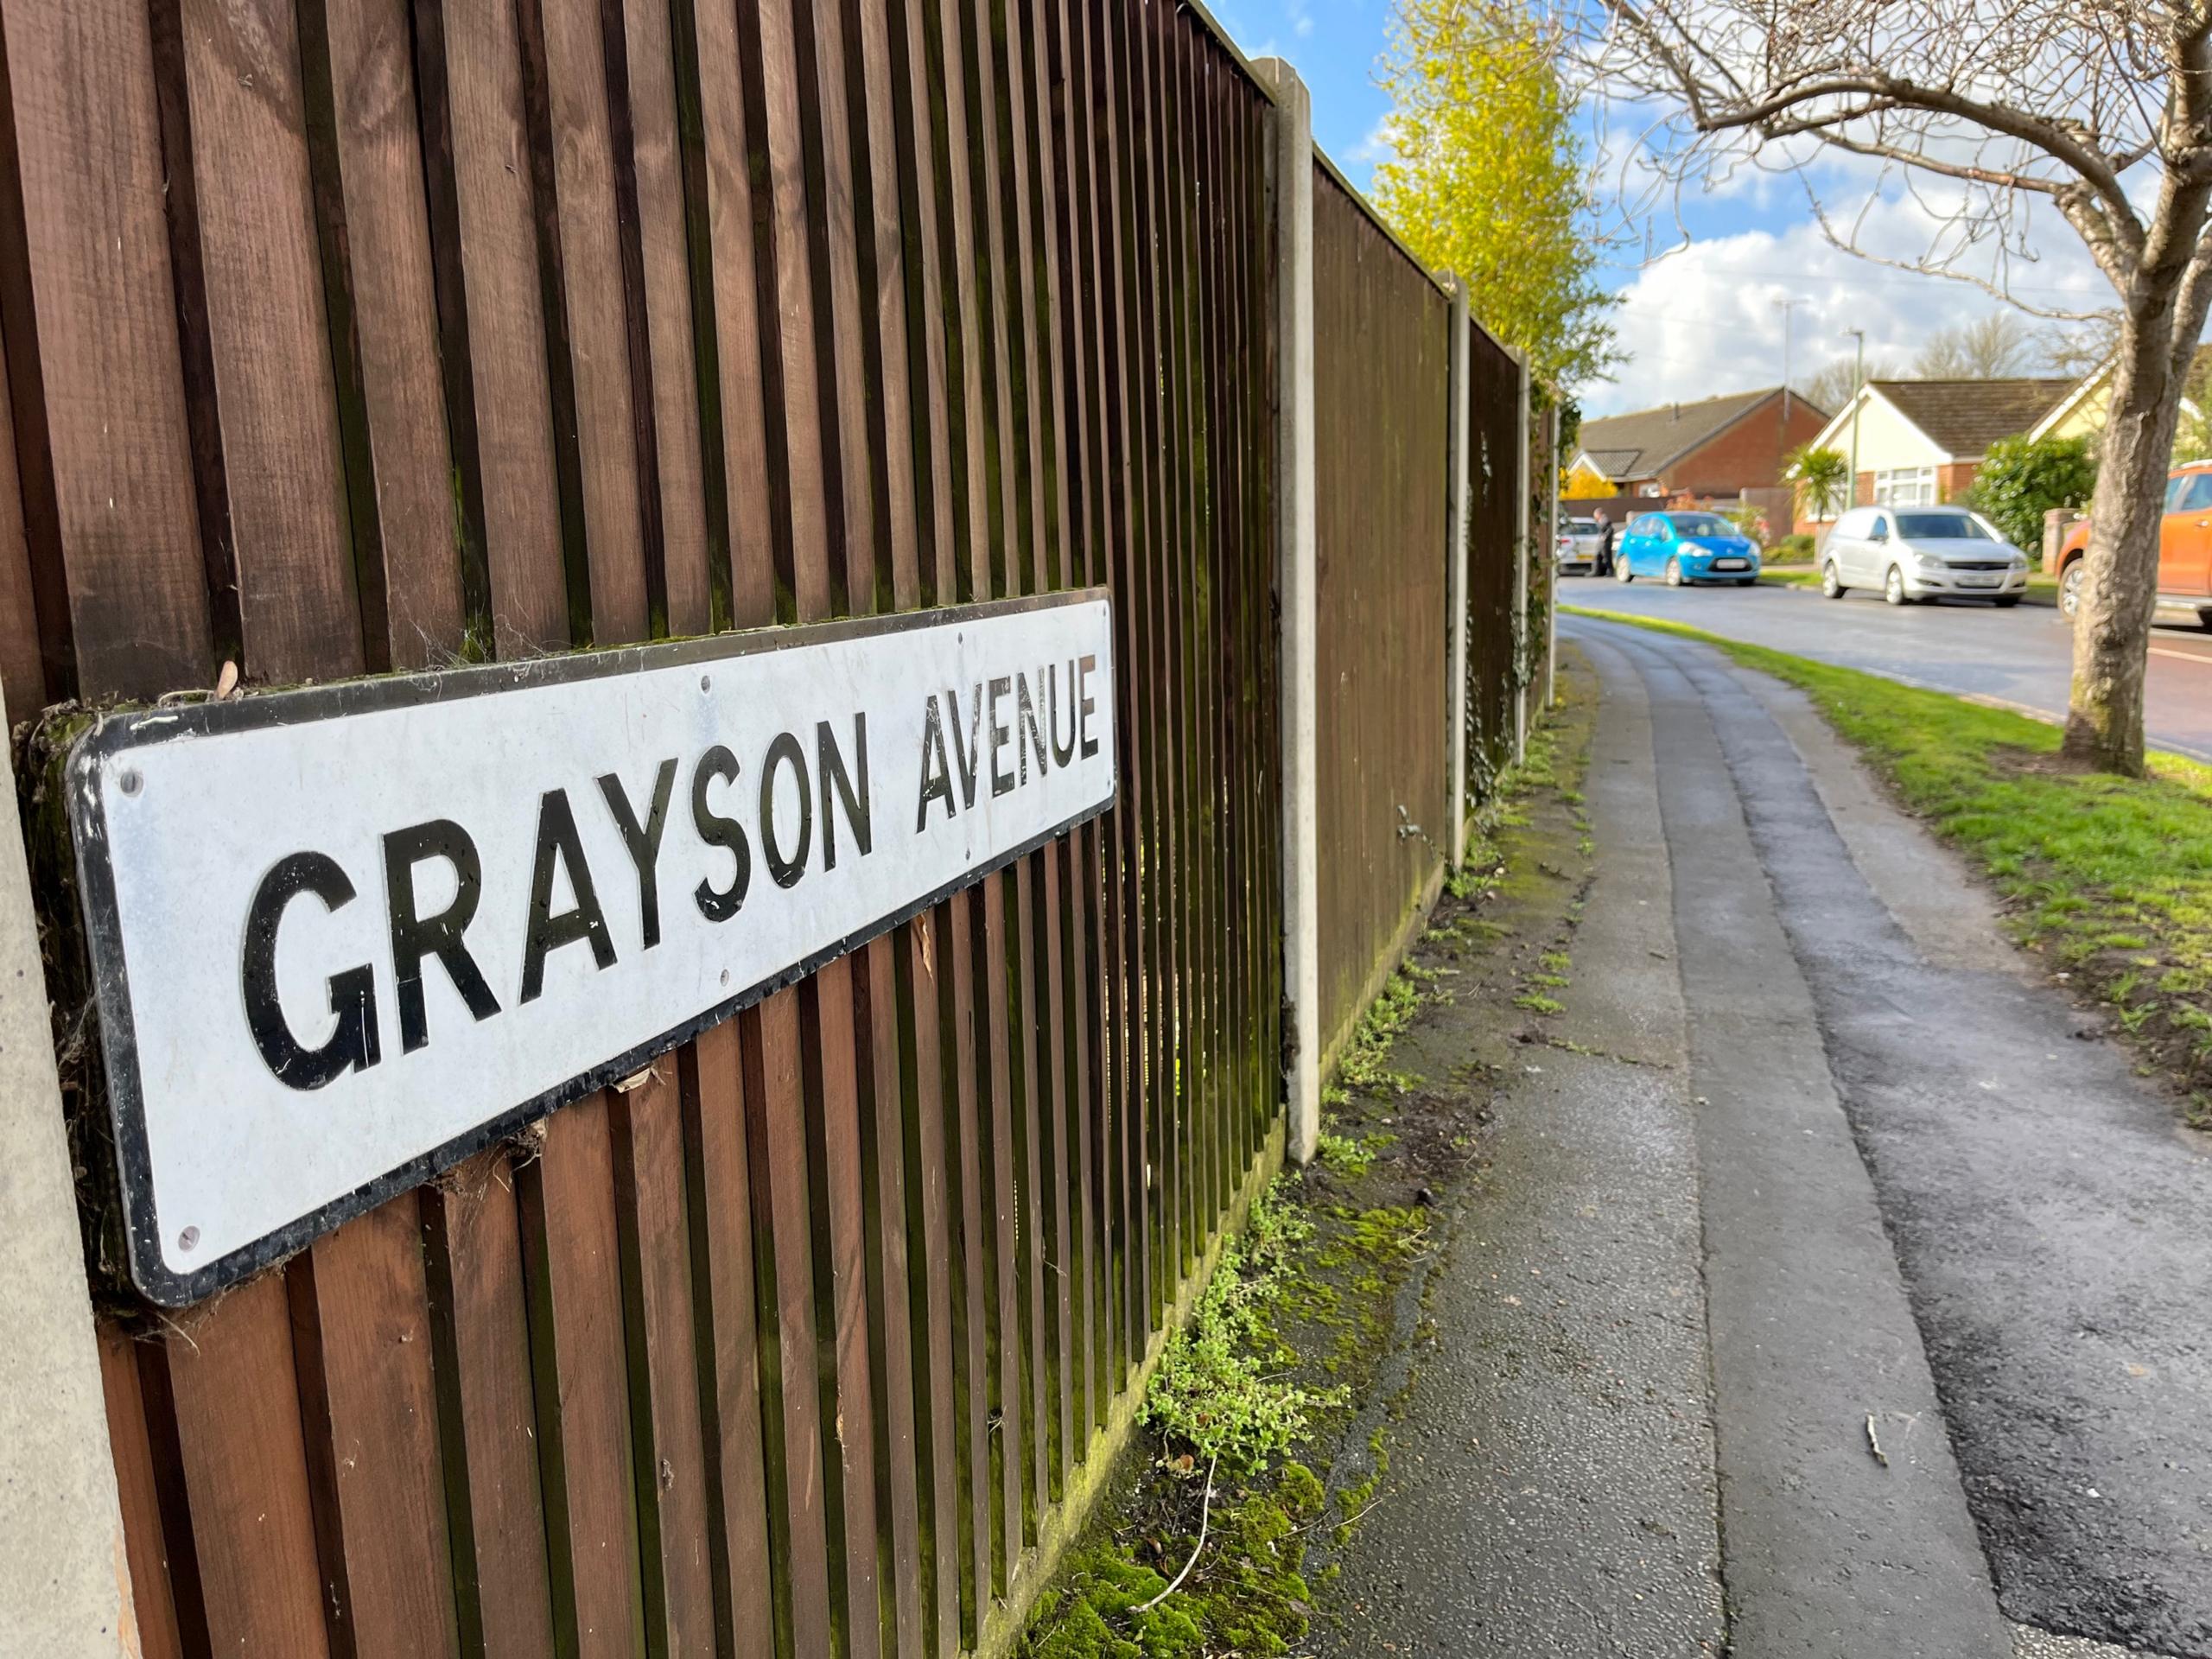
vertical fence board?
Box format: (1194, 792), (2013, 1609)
(617, 0), (713, 638)
(420, 1152), (560, 1659)
(171, 0), (363, 683)
(421, 0), (570, 653)
(95, 1331), (186, 1659)
(682, 1020), (778, 1656)
(609, 1068), (717, 1657)
(162, 1276), (334, 1656)
(317, 0), (466, 669)
(289, 1203), (465, 1659)
(742, 989), (836, 1658)
(521, 1096), (645, 1658)
(0, 0), (209, 701)
(0, 319), (40, 718)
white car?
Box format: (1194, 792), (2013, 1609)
(1555, 516), (1604, 575)
(1819, 505), (2031, 607)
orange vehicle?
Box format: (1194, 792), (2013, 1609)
(2054, 459), (2212, 628)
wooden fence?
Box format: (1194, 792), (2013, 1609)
(0, 2), (1535, 1654)
(1311, 163), (1451, 1058)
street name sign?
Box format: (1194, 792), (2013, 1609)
(67, 592), (1116, 1304)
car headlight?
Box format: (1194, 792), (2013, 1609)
(1913, 550), (1943, 569)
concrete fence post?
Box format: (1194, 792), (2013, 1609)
(0, 685), (139, 1655)
(1512, 348), (1532, 764)
(1252, 56), (1319, 1166)
(1542, 401), (1560, 713)
(1443, 276), (1471, 868)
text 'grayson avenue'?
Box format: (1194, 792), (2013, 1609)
(242, 658), (1102, 1090)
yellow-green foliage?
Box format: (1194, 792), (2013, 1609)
(1332, 970), (1424, 1101)
(1142, 1188), (1348, 1468)
(1374, 0), (1617, 390)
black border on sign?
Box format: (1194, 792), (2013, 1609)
(67, 588), (1116, 1306)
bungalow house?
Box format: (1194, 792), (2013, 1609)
(1567, 387), (1829, 518)
(1793, 377), (2075, 533)
(2027, 343), (2212, 449)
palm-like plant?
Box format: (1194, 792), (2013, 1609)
(1788, 444), (1850, 524)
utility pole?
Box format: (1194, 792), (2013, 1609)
(1777, 299), (1797, 426)
(1847, 327), (1866, 508)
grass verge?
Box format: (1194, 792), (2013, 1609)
(1754, 566), (2058, 603)
(1567, 604), (2212, 1128)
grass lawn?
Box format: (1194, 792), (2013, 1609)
(1565, 606), (2212, 1126)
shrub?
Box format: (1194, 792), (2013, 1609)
(1787, 443), (1850, 521)
(1969, 434), (2097, 550)
(1770, 531), (1816, 563)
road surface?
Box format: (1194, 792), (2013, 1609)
(1565, 575), (2212, 761)
(1313, 626), (2210, 1658)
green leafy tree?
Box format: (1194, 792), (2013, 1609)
(2175, 356), (2212, 464)
(1970, 435), (2098, 550)
(1373, 0), (1618, 390)
(1788, 443), (1850, 522)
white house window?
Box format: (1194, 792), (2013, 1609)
(1637, 481), (1665, 498)
(1873, 466), (1937, 507)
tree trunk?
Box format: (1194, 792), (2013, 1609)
(2063, 312), (2186, 776)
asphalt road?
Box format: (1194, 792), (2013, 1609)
(1564, 574), (2212, 762)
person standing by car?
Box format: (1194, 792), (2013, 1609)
(1594, 508), (1617, 577)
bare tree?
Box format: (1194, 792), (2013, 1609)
(1796, 352), (1901, 413)
(1583, 0), (2212, 773)
(1915, 313), (2037, 378)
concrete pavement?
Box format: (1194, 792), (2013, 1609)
(1309, 626), (2209, 1657)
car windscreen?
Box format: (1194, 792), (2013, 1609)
(1665, 513), (1732, 537)
(1895, 512), (1993, 540)
(1565, 519), (1599, 534)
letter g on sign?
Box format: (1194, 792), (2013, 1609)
(240, 852), (382, 1090)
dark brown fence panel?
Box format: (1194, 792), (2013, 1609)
(1466, 323), (1523, 793)
(1311, 166), (1452, 1059)
(2, 0), (1286, 1655)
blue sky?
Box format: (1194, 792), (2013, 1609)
(1204, 1), (2106, 416)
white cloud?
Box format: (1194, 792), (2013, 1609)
(1350, 117), (1396, 166)
(1580, 189), (2113, 417)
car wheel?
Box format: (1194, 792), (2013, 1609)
(1885, 565), (1909, 607)
(1994, 594), (2022, 609)
(2060, 559), (2085, 619)
(1664, 556), (1683, 587)
(1821, 561), (1846, 599)
(2196, 607), (2212, 632)
(1616, 556), (1633, 584)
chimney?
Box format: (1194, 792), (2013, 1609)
(1670, 403), (1679, 422)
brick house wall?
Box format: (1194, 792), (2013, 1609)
(1659, 394), (1831, 498)
(1797, 461), (1986, 537)
(1938, 461), (1980, 501)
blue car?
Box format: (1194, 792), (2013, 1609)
(1612, 510), (1763, 587)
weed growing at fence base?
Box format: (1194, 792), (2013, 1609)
(1142, 1187), (1348, 1468)
(1567, 606), (2212, 1126)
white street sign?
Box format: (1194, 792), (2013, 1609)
(67, 593), (1116, 1304)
